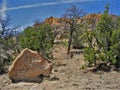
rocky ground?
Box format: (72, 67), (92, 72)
(0, 44), (120, 90)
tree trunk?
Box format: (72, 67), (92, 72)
(67, 29), (74, 55)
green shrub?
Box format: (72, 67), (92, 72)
(83, 4), (120, 68)
(19, 23), (55, 59)
(84, 48), (96, 66)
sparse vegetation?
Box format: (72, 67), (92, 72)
(0, 15), (19, 73)
(19, 23), (55, 58)
(83, 4), (120, 70)
(63, 5), (85, 54)
(0, 3), (120, 90)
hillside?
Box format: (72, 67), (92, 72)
(0, 43), (120, 90)
(0, 13), (120, 90)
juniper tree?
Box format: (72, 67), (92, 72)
(63, 5), (85, 54)
(19, 23), (55, 58)
(84, 4), (120, 67)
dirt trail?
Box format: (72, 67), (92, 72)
(1, 44), (120, 90)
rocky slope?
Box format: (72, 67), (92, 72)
(0, 14), (119, 90)
(1, 43), (120, 90)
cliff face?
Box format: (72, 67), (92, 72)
(44, 16), (60, 25)
(43, 14), (102, 25)
(43, 14), (117, 27)
(82, 14), (101, 20)
(81, 14), (117, 22)
(81, 14), (101, 22)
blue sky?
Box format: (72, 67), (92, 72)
(0, 0), (120, 27)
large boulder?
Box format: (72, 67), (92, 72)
(8, 48), (52, 82)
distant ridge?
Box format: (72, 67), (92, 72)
(34, 14), (117, 26)
(43, 14), (102, 25)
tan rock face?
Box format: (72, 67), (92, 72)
(8, 48), (52, 82)
(44, 16), (60, 25)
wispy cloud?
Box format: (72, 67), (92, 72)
(0, 0), (95, 12)
(0, 0), (7, 18)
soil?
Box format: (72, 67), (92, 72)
(0, 44), (120, 90)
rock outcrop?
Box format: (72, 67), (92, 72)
(39, 14), (117, 26)
(44, 16), (60, 25)
(8, 48), (52, 82)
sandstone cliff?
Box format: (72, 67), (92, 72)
(44, 16), (60, 25)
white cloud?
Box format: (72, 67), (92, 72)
(0, 0), (7, 18)
(0, 0), (95, 12)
